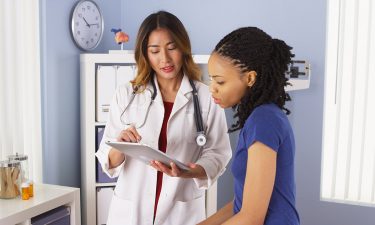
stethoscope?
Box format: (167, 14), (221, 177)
(120, 76), (207, 147)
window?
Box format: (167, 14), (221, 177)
(0, 0), (42, 182)
(321, 0), (375, 206)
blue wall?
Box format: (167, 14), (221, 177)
(40, 0), (122, 186)
(40, 0), (375, 224)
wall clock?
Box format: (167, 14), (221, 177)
(71, 0), (104, 51)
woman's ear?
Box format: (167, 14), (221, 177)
(245, 71), (257, 87)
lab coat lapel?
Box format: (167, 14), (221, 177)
(170, 74), (192, 119)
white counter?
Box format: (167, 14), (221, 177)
(0, 183), (80, 225)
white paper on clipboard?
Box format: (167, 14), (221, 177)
(105, 141), (190, 171)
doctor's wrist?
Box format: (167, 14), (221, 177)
(183, 163), (207, 179)
(108, 148), (125, 169)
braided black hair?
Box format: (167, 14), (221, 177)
(214, 27), (294, 132)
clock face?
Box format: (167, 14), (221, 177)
(71, 0), (103, 51)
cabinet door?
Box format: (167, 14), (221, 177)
(97, 187), (114, 225)
(96, 66), (116, 122)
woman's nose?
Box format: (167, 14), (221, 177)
(209, 82), (217, 93)
(160, 49), (171, 62)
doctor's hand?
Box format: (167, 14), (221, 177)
(117, 126), (142, 143)
(150, 161), (207, 179)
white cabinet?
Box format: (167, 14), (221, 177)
(80, 52), (217, 225)
(0, 183), (80, 225)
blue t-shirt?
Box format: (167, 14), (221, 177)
(231, 103), (300, 225)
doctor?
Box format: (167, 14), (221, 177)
(96, 11), (232, 225)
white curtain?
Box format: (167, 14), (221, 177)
(321, 0), (375, 206)
(0, 0), (42, 182)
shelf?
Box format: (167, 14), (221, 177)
(95, 122), (106, 126)
(96, 182), (116, 187)
(81, 52), (139, 225)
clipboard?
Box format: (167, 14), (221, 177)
(105, 141), (190, 171)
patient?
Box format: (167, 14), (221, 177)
(198, 27), (300, 225)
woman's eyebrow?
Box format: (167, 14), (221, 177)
(209, 75), (223, 78)
(148, 41), (175, 48)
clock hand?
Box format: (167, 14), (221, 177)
(82, 17), (90, 28)
(88, 23), (99, 26)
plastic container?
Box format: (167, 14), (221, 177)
(28, 179), (34, 197)
(8, 153), (28, 183)
(0, 160), (21, 199)
(31, 206), (71, 225)
(21, 182), (30, 200)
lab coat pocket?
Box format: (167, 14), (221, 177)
(163, 195), (206, 225)
(106, 193), (134, 225)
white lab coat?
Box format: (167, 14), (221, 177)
(96, 74), (232, 225)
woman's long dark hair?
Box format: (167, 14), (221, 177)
(214, 27), (294, 132)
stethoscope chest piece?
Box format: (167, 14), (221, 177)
(196, 133), (207, 146)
